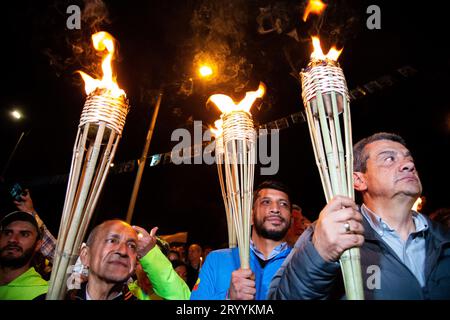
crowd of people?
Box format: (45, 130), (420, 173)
(1, 132), (449, 300)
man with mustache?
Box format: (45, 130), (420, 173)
(0, 211), (47, 300)
(67, 219), (190, 300)
(190, 180), (293, 300)
(268, 132), (450, 299)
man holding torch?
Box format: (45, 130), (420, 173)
(190, 180), (293, 300)
(268, 132), (450, 300)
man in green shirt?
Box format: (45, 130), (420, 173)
(0, 211), (48, 300)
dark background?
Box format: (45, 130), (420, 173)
(0, 0), (448, 248)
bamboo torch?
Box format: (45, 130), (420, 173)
(211, 119), (237, 248)
(300, 37), (364, 300)
(46, 31), (130, 300)
(208, 83), (265, 269)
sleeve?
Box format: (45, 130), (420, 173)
(39, 224), (57, 263)
(190, 253), (228, 300)
(267, 225), (341, 300)
(139, 245), (191, 300)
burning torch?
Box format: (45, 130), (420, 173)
(300, 37), (364, 299)
(208, 83), (265, 269)
(46, 31), (130, 299)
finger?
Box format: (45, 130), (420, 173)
(328, 196), (358, 211)
(333, 208), (363, 223)
(340, 234), (365, 250)
(149, 227), (158, 237)
(132, 225), (149, 237)
(343, 220), (365, 235)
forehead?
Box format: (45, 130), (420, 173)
(3, 220), (37, 233)
(256, 188), (289, 201)
(96, 221), (137, 241)
(365, 140), (410, 158)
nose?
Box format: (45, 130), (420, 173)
(115, 241), (129, 257)
(400, 158), (415, 172)
(269, 203), (280, 214)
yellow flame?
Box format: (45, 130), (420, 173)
(210, 119), (223, 138)
(78, 31), (125, 98)
(311, 36), (343, 61)
(209, 82), (266, 114)
(303, 0), (327, 22)
(199, 65), (213, 78)
(412, 197), (423, 212)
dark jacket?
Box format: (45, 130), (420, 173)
(267, 214), (450, 300)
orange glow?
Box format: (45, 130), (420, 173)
(78, 31), (125, 98)
(311, 36), (343, 61)
(412, 197), (423, 212)
(210, 119), (223, 138)
(199, 65), (213, 78)
(303, 0), (327, 22)
(209, 82), (266, 114)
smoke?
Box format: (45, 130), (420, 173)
(42, 0), (112, 82)
(188, 0), (253, 96)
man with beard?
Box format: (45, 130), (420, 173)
(190, 180), (293, 300)
(67, 219), (190, 300)
(0, 211), (47, 300)
(268, 132), (450, 300)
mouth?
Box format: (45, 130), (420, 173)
(397, 175), (419, 183)
(4, 246), (22, 253)
(108, 260), (129, 268)
(265, 216), (285, 226)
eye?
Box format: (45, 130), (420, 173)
(384, 156), (395, 163)
(20, 231), (31, 238)
(2, 230), (12, 236)
(279, 201), (289, 207)
(261, 199), (270, 205)
(106, 238), (118, 244)
(128, 242), (137, 251)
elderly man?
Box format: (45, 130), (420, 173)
(268, 132), (450, 300)
(190, 180), (293, 300)
(0, 211), (47, 300)
(67, 219), (190, 300)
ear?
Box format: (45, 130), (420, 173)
(353, 172), (368, 192)
(34, 239), (42, 253)
(79, 245), (90, 267)
(251, 208), (255, 226)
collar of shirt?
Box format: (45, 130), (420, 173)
(85, 283), (123, 300)
(361, 204), (428, 237)
(250, 239), (289, 261)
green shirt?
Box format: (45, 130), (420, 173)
(132, 246), (191, 300)
(0, 267), (48, 300)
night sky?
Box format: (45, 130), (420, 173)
(0, 0), (449, 248)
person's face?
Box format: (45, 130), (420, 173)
(252, 188), (291, 241)
(175, 265), (187, 282)
(291, 209), (311, 236)
(81, 221), (138, 284)
(0, 220), (41, 269)
(188, 245), (202, 263)
(354, 140), (422, 200)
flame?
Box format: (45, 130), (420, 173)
(209, 82), (266, 114)
(412, 196), (423, 212)
(311, 36), (343, 61)
(210, 119), (223, 138)
(303, 0), (327, 22)
(78, 31), (125, 98)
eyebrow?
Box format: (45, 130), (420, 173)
(259, 196), (290, 203)
(376, 150), (412, 159)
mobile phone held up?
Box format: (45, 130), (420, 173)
(9, 183), (26, 202)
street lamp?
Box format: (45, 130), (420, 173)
(1, 110), (27, 178)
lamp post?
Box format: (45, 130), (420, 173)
(125, 64), (215, 224)
(125, 89), (163, 224)
(1, 110), (27, 179)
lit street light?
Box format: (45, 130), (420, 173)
(11, 110), (23, 120)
